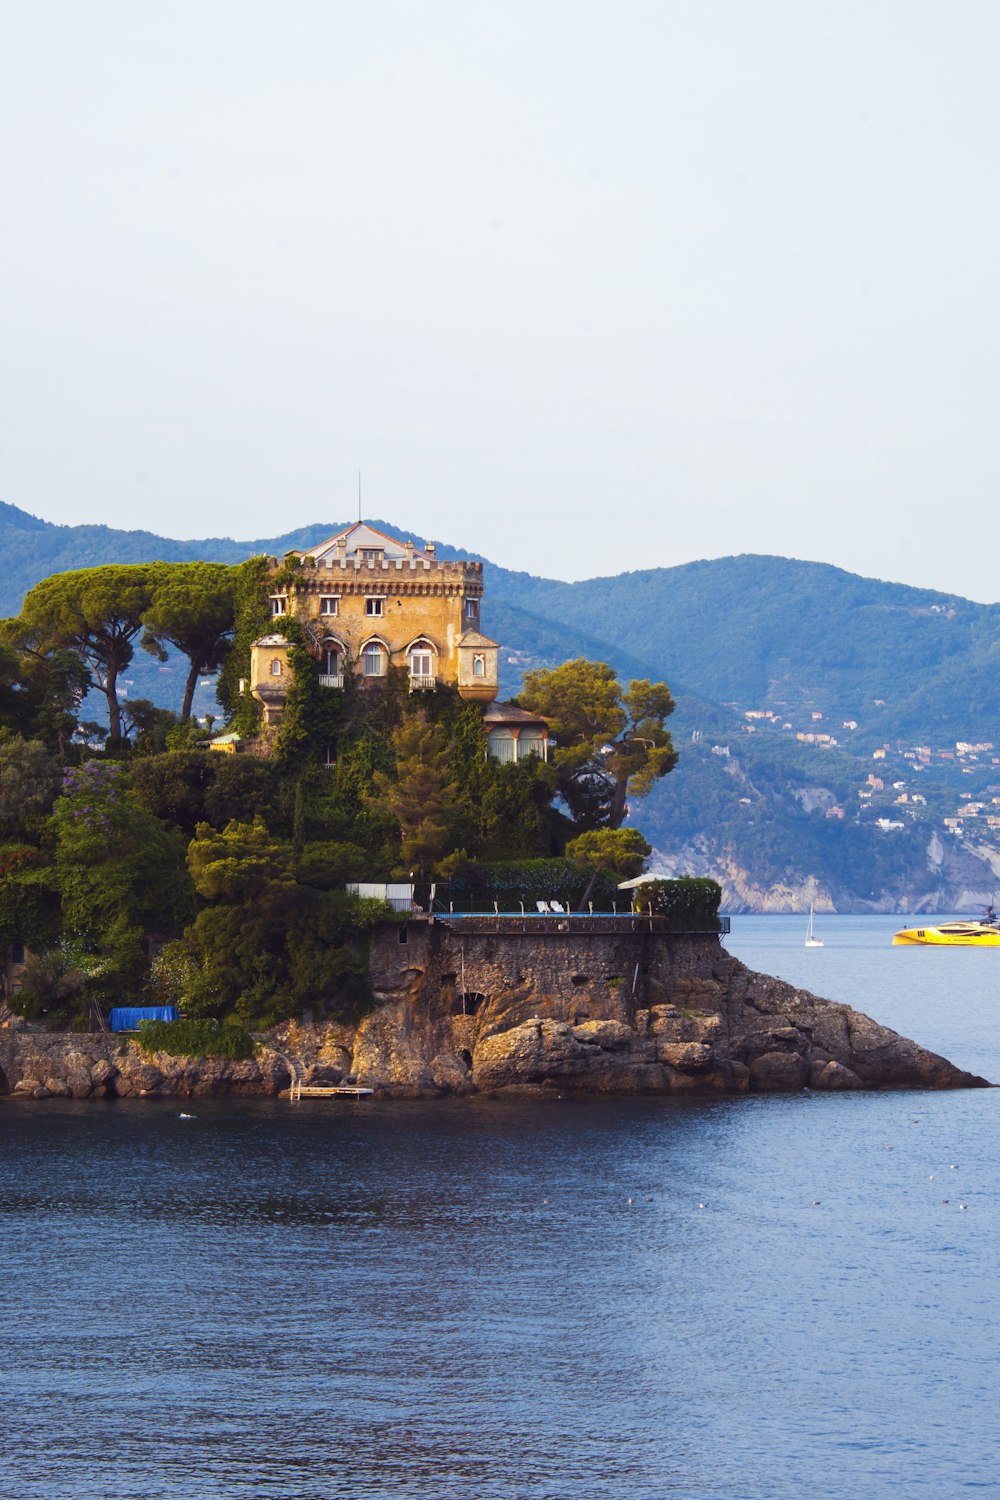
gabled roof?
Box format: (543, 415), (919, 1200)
(457, 629), (500, 649)
(483, 701), (549, 728)
(305, 522), (434, 564)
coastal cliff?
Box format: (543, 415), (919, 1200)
(0, 919), (988, 1098)
(649, 838), (1000, 915)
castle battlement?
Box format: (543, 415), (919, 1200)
(268, 556), (482, 594)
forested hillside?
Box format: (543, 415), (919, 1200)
(2, 500), (998, 909)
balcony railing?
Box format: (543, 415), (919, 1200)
(408, 674), (437, 691)
(318, 673), (344, 688)
(425, 912), (731, 937)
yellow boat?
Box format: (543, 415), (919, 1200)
(893, 910), (1000, 946)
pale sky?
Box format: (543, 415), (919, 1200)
(3, 2), (999, 600)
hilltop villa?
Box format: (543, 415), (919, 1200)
(246, 522), (549, 763)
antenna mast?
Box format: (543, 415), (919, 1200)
(358, 471), (362, 523)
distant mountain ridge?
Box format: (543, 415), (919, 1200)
(2, 500), (998, 910)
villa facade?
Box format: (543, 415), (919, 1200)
(249, 523), (500, 725)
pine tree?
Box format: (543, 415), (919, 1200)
(370, 712), (461, 880)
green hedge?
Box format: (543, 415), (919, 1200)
(137, 1018), (256, 1060)
(631, 877), (722, 931)
(442, 859), (619, 912)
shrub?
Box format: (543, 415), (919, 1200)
(631, 877), (722, 931)
(137, 1017), (256, 1060)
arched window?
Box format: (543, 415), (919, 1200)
(519, 729), (545, 760)
(408, 639), (436, 687)
(320, 640), (342, 681)
(270, 658), (282, 676)
(363, 643), (385, 677)
(473, 653), (485, 678)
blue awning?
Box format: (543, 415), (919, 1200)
(108, 1006), (179, 1032)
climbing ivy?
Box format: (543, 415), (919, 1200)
(215, 556), (270, 737)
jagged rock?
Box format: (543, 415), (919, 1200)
(115, 1058), (164, 1097)
(810, 1059), (863, 1090)
(749, 1051), (811, 1091)
(430, 1052), (475, 1094)
(571, 1019), (634, 1051)
(741, 1027), (808, 1064)
(657, 1041), (713, 1071)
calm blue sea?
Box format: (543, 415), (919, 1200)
(1, 915), (998, 1500)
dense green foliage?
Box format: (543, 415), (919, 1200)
(519, 659), (677, 828)
(631, 877), (722, 931)
(137, 1017), (256, 1060)
(141, 561), (237, 721)
(564, 828), (652, 879)
(0, 555), (657, 1027)
(443, 859), (619, 912)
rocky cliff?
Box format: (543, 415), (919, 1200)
(0, 918), (988, 1099)
(649, 832), (1000, 915)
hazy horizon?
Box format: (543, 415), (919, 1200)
(5, 494), (996, 605)
(4, 2), (1000, 603)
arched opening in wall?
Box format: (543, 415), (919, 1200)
(361, 639), (387, 677)
(319, 637), (345, 683)
(407, 638), (437, 689)
(452, 991), (487, 1016)
(459, 1049), (473, 1070)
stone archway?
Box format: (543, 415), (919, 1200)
(452, 991), (487, 1017)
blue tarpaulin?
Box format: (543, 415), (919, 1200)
(108, 1006), (179, 1032)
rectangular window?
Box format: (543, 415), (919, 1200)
(270, 596), (287, 616)
(365, 597), (384, 616)
(464, 597), (479, 620)
(319, 596), (339, 616)
(360, 548), (384, 565)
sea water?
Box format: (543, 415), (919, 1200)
(1, 915), (997, 1500)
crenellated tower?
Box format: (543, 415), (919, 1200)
(249, 522), (500, 724)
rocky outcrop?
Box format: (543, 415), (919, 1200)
(0, 1031), (292, 1100)
(0, 921), (990, 1100)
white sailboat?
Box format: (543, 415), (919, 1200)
(805, 902), (824, 948)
